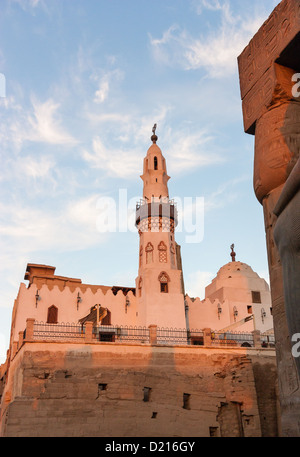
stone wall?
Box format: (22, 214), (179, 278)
(0, 342), (278, 437)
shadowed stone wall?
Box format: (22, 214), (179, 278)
(0, 342), (278, 437)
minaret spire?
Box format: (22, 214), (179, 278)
(151, 123), (158, 144)
(135, 127), (186, 330)
(139, 124), (170, 202)
(230, 244), (236, 262)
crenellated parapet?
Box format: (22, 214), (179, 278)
(9, 264), (137, 354)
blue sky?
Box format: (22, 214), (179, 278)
(0, 0), (279, 363)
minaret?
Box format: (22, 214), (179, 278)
(135, 126), (187, 329)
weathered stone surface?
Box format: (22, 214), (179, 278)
(241, 64), (299, 135)
(238, 0), (300, 133)
(238, 0), (300, 437)
(274, 158), (300, 379)
(0, 343), (278, 437)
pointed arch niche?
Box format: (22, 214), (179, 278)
(158, 271), (170, 293)
(47, 305), (58, 324)
(145, 242), (154, 264)
(158, 241), (167, 263)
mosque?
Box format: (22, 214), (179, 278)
(0, 129), (278, 437)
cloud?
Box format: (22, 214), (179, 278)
(9, 0), (44, 12)
(23, 155), (55, 179)
(82, 126), (222, 180)
(0, 194), (109, 257)
(28, 97), (78, 145)
(163, 128), (224, 175)
(0, 95), (78, 150)
(82, 136), (141, 179)
(92, 69), (123, 104)
(94, 77), (110, 104)
(204, 175), (250, 211)
(149, 1), (271, 78)
(185, 270), (215, 299)
(82, 104), (223, 180)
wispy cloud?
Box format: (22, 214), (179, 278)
(163, 128), (224, 175)
(0, 194), (108, 255)
(149, 0), (271, 78)
(28, 97), (78, 145)
(0, 95), (78, 150)
(9, 0), (44, 13)
(93, 69), (123, 104)
(82, 136), (141, 178)
(82, 117), (223, 180)
(204, 175), (251, 211)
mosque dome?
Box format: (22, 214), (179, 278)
(216, 261), (261, 281)
(205, 252), (270, 303)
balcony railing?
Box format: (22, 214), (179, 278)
(157, 327), (204, 346)
(18, 320), (275, 350)
(211, 331), (254, 347)
(135, 200), (178, 227)
(93, 325), (150, 343)
(136, 197), (177, 209)
(33, 321), (85, 340)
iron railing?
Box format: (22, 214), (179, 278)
(260, 333), (276, 347)
(30, 321), (274, 349)
(157, 327), (204, 346)
(93, 325), (150, 343)
(33, 321), (84, 340)
(211, 331), (254, 347)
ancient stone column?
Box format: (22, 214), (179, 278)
(238, 0), (300, 436)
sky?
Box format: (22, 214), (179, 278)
(0, 0), (279, 363)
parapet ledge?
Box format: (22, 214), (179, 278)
(23, 263), (136, 297)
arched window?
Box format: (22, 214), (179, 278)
(158, 241), (167, 263)
(146, 242), (154, 264)
(158, 272), (170, 293)
(154, 156), (158, 170)
(47, 305), (58, 324)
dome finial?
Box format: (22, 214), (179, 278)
(230, 244), (236, 262)
(151, 123), (158, 143)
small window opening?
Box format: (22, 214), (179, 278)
(143, 387), (151, 402)
(151, 412), (158, 419)
(247, 305), (253, 314)
(252, 291), (261, 303)
(98, 383), (107, 392)
(160, 282), (168, 293)
(159, 272), (170, 294)
(209, 427), (219, 437)
(183, 393), (191, 410)
(154, 156), (158, 170)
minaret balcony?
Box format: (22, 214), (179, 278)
(135, 199), (178, 227)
